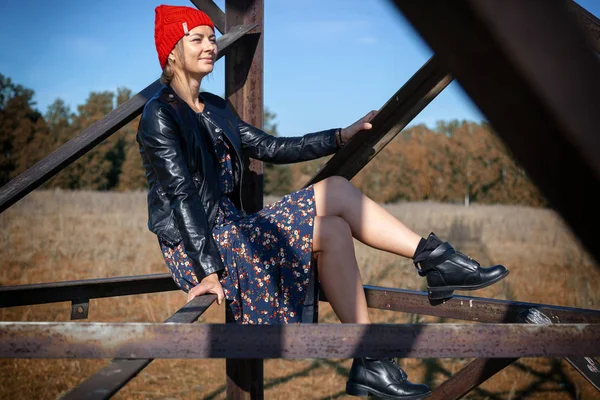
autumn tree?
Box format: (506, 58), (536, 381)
(0, 74), (545, 207)
(116, 88), (147, 191)
(342, 121), (545, 206)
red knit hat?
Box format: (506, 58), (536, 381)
(154, 5), (215, 70)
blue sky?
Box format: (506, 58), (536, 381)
(1, 0), (599, 136)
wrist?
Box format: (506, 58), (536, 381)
(335, 128), (345, 148)
(201, 273), (219, 283)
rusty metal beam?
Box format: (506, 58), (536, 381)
(305, 56), (452, 186)
(428, 306), (600, 399)
(0, 274), (177, 308)
(225, 1), (264, 214)
(429, 358), (517, 400)
(62, 295), (216, 400)
(225, 2), (264, 399)
(522, 308), (600, 392)
(356, 285), (600, 324)
(190, 0), (226, 33)
(0, 24), (257, 215)
(3, 278), (600, 325)
(391, 0), (600, 263)
(1, 322), (598, 359)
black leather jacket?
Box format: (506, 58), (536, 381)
(137, 85), (339, 280)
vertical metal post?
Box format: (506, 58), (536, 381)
(225, 0), (265, 399)
(225, 0), (264, 213)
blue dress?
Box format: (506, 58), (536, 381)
(159, 133), (316, 324)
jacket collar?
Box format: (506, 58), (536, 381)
(160, 84), (243, 157)
(161, 84), (204, 110)
(161, 84), (226, 120)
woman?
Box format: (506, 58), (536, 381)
(138, 5), (509, 399)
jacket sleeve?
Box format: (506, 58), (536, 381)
(238, 118), (340, 164)
(138, 104), (225, 281)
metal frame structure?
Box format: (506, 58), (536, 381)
(1, 0), (600, 398)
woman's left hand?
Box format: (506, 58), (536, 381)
(341, 110), (378, 143)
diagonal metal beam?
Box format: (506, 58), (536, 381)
(306, 0), (599, 188)
(522, 308), (600, 392)
(429, 358), (517, 400)
(0, 323), (598, 359)
(62, 295), (216, 400)
(569, 1), (600, 53)
(304, 56), (451, 186)
(190, 0), (226, 33)
(391, 0), (600, 264)
(3, 278), (600, 324)
(0, 24), (257, 215)
(429, 306), (600, 399)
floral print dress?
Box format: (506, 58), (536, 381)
(159, 132), (316, 324)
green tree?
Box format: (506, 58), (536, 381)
(51, 91), (117, 189)
(32, 99), (73, 188)
(0, 74), (48, 185)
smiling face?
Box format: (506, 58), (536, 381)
(169, 25), (217, 79)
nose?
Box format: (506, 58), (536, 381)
(205, 38), (216, 52)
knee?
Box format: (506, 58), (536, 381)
(317, 215), (352, 250)
(324, 175), (351, 190)
(322, 175), (356, 199)
(314, 176), (357, 217)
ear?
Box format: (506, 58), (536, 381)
(168, 49), (177, 64)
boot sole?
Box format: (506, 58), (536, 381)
(346, 381), (431, 399)
(428, 269), (510, 300)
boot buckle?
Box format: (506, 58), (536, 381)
(413, 261), (427, 277)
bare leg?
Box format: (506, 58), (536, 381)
(313, 215), (371, 323)
(310, 183), (433, 397)
(313, 176), (422, 258)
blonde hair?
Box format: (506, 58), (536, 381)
(160, 40), (185, 85)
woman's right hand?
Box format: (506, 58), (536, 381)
(187, 273), (225, 304)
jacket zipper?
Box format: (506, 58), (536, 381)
(200, 111), (246, 215)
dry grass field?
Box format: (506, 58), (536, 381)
(1, 190), (599, 399)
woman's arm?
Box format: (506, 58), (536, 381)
(237, 111), (377, 164)
(238, 119), (339, 164)
(138, 103), (225, 281)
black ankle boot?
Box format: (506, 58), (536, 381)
(415, 233), (509, 300)
(346, 357), (431, 399)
